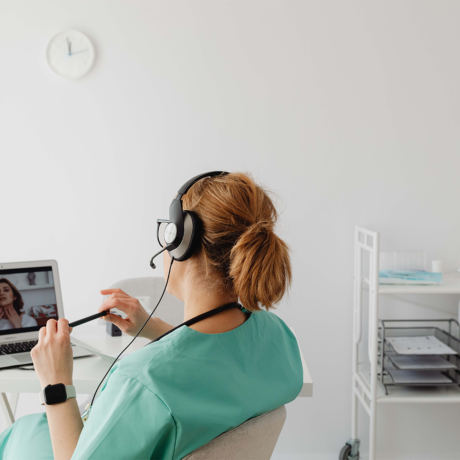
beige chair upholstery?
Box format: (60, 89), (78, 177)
(108, 276), (184, 326)
(182, 406), (287, 460)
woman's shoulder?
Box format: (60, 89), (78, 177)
(113, 327), (190, 378)
(113, 310), (300, 384)
(113, 313), (255, 381)
(252, 309), (296, 336)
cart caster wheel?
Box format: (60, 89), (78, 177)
(339, 441), (360, 460)
(339, 444), (351, 460)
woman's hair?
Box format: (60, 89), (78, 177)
(182, 172), (292, 312)
(0, 278), (24, 315)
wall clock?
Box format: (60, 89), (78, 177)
(46, 30), (95, 79)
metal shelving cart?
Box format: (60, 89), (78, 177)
(340, 226), (460, 460)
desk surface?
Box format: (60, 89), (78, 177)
(0, 324), (312, 397)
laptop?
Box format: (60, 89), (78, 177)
(0, 260), (93, 369)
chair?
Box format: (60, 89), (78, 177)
(182, 405), (287, 460)
(108, 278), (288, 459)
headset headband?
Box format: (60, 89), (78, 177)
(168, 171), (228, 249)
(175, 171), (229, 198)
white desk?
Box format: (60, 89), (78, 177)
(291, 327), (313, 397)
(0, 324), (312, 427)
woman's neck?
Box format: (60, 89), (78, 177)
(183, 293), (239, 321)
(182, 282), (246, 334)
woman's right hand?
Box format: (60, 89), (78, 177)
(99, 289), (156, 339)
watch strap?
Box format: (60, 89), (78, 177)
(39, 385), (76, 405)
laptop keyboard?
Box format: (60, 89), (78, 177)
(0, 340), (39, 355)
(0, 340), (77, 356)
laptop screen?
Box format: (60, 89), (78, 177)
(0, 266), (59, 336)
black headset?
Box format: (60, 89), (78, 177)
(150, 171), (229, 268)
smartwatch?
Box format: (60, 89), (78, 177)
(39, 384), (76, 405)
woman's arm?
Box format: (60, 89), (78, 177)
(46, 399), (83, 460)
(71, 373), (176, 460)
(99, 289), (175, 341)
(31, 319), (83, 460)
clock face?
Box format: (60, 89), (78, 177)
(46, 30), (95, 79)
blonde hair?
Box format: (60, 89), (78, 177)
(182, 172), (292, 312)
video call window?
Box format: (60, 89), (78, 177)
(0, 267), (58, 334)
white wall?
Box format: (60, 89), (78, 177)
(2, 1), (460, 458)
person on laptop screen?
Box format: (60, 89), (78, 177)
(0, 279), (37, 330)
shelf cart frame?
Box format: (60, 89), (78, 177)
(347, 226), (460, 460)
(350, 226), (380, 460)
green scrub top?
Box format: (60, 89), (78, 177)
(0, 310), (303, 460)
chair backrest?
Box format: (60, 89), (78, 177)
(108, 277), (184, 326)
(182, 405), (287, 460)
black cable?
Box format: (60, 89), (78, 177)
(143, 302), (244, 347)
(90, 256), (175, 407)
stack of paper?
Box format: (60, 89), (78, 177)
(388, 354), (456, 370)
(386, 336), (457, 355)
(387, 369), (452, 384)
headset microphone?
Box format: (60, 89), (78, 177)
(150, 245), (173, 269)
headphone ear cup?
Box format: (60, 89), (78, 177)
(169, 211), (202, 262)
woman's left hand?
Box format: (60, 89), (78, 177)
(31, 319), (74, 389)
(4, 305), (24, 329)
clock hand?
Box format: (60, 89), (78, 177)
(66, 37), (71, 56)
(70, 49), (89, 55)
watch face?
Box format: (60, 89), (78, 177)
(45, 384), (67, 405)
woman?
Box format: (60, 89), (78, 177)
(0, 172), (303, 460)
(0, 278), (38, 330)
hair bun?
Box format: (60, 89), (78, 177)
(230, 218), (290, 311)
(245, 220), (274, 234)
